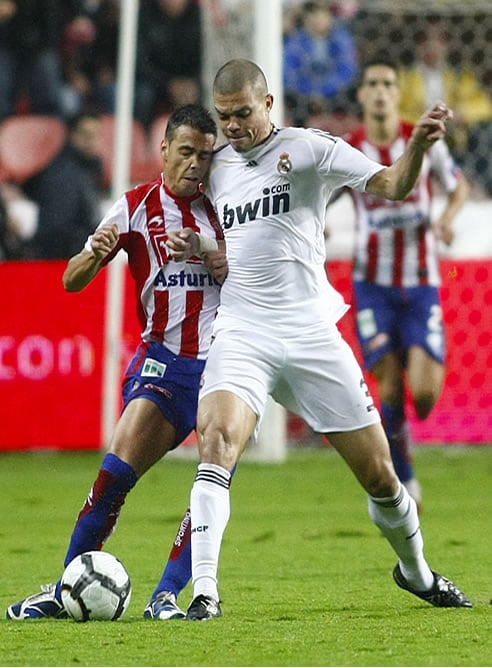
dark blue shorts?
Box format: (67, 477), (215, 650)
(122, 341), (206, 447)
(353, 281), (446, 370)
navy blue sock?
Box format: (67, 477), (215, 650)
(150, 464), (237, 601)
(381, 401), (413, 482)
(63, 453), (138, 567)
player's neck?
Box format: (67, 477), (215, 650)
(365, 115), (400, 146)
(258, 123), (275, 147)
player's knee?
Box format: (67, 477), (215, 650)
(413, 390), (438, 420)
(197, 421), (240, 470)
(377, 377), (404, 406)
(363, 459), (400, 498)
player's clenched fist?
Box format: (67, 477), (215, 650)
(166, 228), (200, 261)
(89, 223), (119, 260)
(412, 102), (454, 147)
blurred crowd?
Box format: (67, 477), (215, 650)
(0, 0), (491, 261)
(0, 0), (203, 126)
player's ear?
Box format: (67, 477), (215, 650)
(356, 85), (364, 105)
(265, 93), (274, 112)
(161, 139), (168, 160)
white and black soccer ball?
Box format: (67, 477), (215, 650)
(61, 551), (132, 621)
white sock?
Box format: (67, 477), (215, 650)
(368, 483), (434, 591)
(190, 463), (231, 600)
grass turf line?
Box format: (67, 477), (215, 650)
(0, 446), (490, 667)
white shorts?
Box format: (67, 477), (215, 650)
(200, 324), (381, 434)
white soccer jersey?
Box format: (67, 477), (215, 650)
(347, 122), (462, 287)
(88, 175), (223, 359)
(206, 126), (383, 333)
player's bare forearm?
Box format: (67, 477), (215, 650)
(63, 249), (103, 292)
(63, 223), (119, 291)
(367, 102), (453, 201)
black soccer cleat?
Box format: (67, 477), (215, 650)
(186, 594), (223, 621)
(393, 564), (473, 607)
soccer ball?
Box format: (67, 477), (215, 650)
(61, 551), (132, 622)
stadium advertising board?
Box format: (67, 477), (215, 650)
(0, 260), (490, 450)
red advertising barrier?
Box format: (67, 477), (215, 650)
(0, 259), (491, 450)
(0, 262), (141, 450)
(0, 262), (105, 449)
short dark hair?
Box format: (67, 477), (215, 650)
(165, 104), (217, 141)
(213, 59), (268, 98)
(358, 57), (398, 87)
(303, 1), (331, 14)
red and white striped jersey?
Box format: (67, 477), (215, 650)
(87, 175), (223, 359)
(346, 122), (462, 287)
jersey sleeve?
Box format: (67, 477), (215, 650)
(310, 130), (384, 192)
(83, 195), (130, 256)
(428, 139), (462, 193)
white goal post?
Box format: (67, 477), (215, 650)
(102, 0), (138, 447)
(251, 0), (288, 461)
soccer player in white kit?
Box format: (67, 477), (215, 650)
(167, 60), (472, 620)
(346, 60), (470, 512)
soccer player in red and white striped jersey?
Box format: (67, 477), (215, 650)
(7, 105), (227, 622)
(345, 60), (469, 510)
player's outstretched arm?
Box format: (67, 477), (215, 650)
(63, 223), (119, 292)
(367, 102), (454, 201)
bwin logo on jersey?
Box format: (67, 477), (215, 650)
(222, 184), (291, 228)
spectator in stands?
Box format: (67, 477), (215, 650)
(283, 0), (359, 126)
(0, 0), (64, 120)
(398, 22), (492, 197)
(283, 0), (360, 36)
(0, 183), (37, 260)
(60, 0), (119, 118)
(134, 0), (202, 129)
(23, 112), (105, 259)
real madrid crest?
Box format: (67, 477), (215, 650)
(277, 152), (292, 175)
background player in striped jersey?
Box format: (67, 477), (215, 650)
(7, 104), (227, 621)
(168, 59), (472, 620)
(345, 59), (469, 511)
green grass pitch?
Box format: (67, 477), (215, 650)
(1, 446), (491, 667)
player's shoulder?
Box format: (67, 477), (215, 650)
(280, 125), (338, 143)
(212, 142), (230, 158)
(275, 126), (341, 159)
(212, 141), (238, 163)
(345, 125), (367, 147)
(399, 120), (415, 140)
(125, 177), (162, 217)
